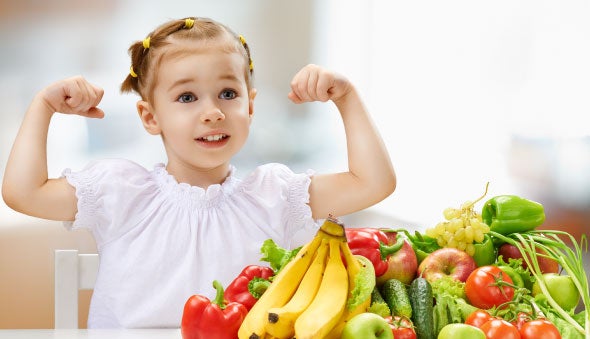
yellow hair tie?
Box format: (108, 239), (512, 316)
(184, 18), (195, 29)
(238, 35), (253, 72)
(129, 66), (138, 78)
(142, 37), (151, 49)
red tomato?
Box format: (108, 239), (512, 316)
(465, 266), (515, 309)
(465, 309), (494, 328)
(520, 319), (561, 339)
(384, 315), (417, 339)
(480, 319), (521, 339)
(511, 312), (531, 330)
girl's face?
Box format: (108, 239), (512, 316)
(137, 40), (256, 185)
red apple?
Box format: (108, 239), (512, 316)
(498, 243), (559, 274)
(418, 247), (477, 283)
(376, 232), (418, 286)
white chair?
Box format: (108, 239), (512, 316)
(54, 249), (99, 328)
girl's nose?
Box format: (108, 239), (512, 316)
(200, 107), (225, 123)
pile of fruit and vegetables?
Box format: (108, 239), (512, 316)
(180, 185), (589, 339)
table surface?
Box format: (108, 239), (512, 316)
(0, 329), (181, 338)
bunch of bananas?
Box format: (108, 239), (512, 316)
(238, 217), (376, 339)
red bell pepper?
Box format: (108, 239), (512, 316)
(345, 227), (405, 277)
(224, 265), (274, 310)
(181, 280), (248, 339)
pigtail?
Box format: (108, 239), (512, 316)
(120, 39), (149, 95)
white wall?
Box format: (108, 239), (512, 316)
(317, 0), (590, 228)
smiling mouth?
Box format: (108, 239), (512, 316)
(196, 134), (229, 142)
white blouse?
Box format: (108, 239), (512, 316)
(62, 159), (318, 328)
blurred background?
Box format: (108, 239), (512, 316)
(1, 0), (588, 328)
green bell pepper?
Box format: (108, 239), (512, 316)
(472, 234), (495, 267)
(481, 195), (545, 235)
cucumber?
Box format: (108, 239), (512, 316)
(380, 278), (412, 319)
(409, 277), (435, 339)
(367, 286), (391, 318)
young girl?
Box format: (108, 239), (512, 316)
(2, 17), (396, 328)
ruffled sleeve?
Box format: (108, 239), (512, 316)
(62, 159), (158, 246)
(239, 163), (318, 247)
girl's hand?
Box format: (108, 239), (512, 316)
(39, 76), (105, 118)
(288, 64), (352, 104)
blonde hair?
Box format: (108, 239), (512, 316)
(120, 17), (253, 101)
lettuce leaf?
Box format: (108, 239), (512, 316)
(259, 239), (301, 273)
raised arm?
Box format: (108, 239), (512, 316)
(288, 64), (396, 219)
(2, 76), (104, 221)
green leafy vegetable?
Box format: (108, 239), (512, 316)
(431, 275), (466, 299)
(368, 287), (391, 318)
(347, 255), (376, 310)
(259, 239), (301, 273)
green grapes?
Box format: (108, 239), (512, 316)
(425, 187), (491, 256)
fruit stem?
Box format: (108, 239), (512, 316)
(463, 182), (490, 210)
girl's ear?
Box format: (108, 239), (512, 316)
(137, 100), (161, 135)
(248, 88), (257, 120)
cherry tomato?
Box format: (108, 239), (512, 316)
(520, 319), (561, 339)
(511, 312), (531, 330)
(480, 318), (521, 339)
(384, 315), (417, 339)
(465, 309), (494, 328)
(465, 265), (515, 309)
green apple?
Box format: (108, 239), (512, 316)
(341, 313), (393, 339)
(438, 323), (485, 339)
(532, 273), (580, 311)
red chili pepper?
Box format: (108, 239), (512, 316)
(345, 228), (405, 277)
(224, 265), (274, 310)
(181, 280), (248, 339)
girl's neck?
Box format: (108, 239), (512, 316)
(165, 162), (231, 188)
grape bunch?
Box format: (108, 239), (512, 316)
(425, 186), (491, 256)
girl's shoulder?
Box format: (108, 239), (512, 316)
(239, 163), (315, 194)
(242, 163), (310, 184)
(63, 158), (155, 189)
(69, 158), (150, 175)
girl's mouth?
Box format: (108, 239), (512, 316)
(196, 134), (228, 142)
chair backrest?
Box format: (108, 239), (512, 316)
(54, 250), (99, 328)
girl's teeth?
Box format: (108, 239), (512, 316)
(203, 134), (225, 141)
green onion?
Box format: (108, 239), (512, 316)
(489, 230), (589, 337)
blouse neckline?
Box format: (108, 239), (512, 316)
(151, 163), (239, 208)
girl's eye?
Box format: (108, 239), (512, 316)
(178, 93), (196, 103)
(219, 89), (237, 100)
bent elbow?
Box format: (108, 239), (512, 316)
(364, 172), (396, 207)
(2, 181), (31, 215)
(2, 185), (19, 212)
(380, 169), (397, 199)
(388, 172), (397, 195)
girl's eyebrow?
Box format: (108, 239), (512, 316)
(168, 77), (195, 91)
(218, 73), (242, 83)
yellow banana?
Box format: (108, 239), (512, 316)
(293, 238), (349, 339)
(324, 243), (376, 339)
(238, 235), (323, 339)
(318, 216), (345, 238)
(264, 238), (329, 338)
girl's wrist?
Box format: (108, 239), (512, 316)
(30, 93), (58, 119)
(333, 85), (362, 114)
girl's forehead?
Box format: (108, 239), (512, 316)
(160, 37), (241, 62)
(170, 34), (238, 51)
